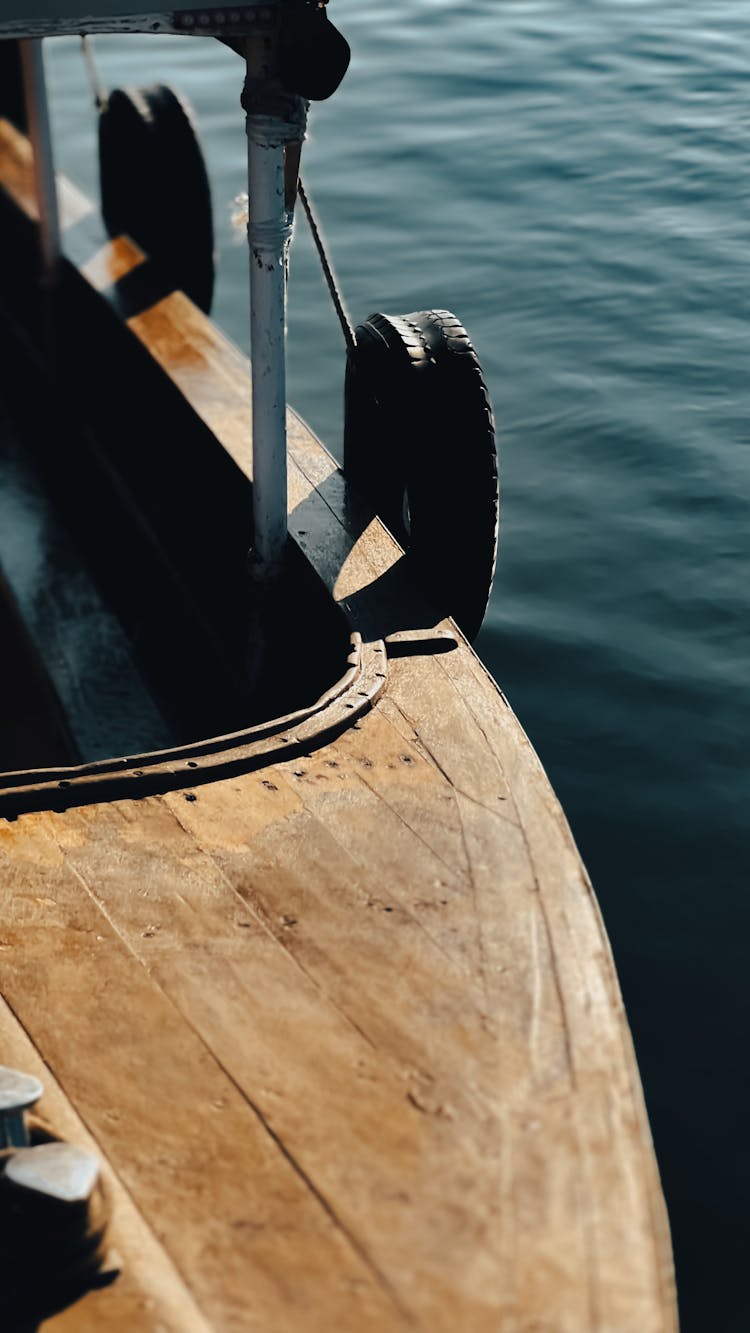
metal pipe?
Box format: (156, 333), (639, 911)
(20, 38), (61, 282)
(246, 110), (290, 575)
(243, 27), (307, 580)
(0, 1066), (43, 1149)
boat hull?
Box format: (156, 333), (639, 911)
(0, 117), (677, 1331)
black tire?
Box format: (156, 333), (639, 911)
(344, 309), (498, 641)
(98, 84), (215, 313)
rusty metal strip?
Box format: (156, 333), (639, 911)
(0, 639), (387, 817)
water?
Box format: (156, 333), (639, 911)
(41, 4), (749, 1327)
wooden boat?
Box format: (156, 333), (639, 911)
(0, 7), (677, 1330)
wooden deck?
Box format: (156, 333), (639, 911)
(0, 119), (677, 1331)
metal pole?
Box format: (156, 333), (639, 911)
(247, 115), (288, 574)
(20, 38), (61, 282)
(243, 34), (306, 580)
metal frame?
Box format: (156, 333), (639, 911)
(0, 4), (297, 40)
(243, 28), (306, 574)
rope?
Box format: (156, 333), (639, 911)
(298, 178), (356, 353)
(80, 36), (106, 112)
(248, 213), (295, 251)
(246, 105), (308, 149)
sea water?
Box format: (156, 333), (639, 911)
(45, 4), (748, 1326)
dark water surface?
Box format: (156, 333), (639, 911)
(44, 4), (748, 1327)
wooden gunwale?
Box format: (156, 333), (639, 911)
(0, 116), (677, 1331)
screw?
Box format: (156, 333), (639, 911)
(0, 1067), (43, 1149)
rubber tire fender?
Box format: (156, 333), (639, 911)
(98, 84), (215, 313)
(344, 309), (498, 641)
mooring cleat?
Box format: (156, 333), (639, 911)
(1, 1138), (117, 1326)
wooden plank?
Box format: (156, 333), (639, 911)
(0, 813), (413, 1331)
(79, 234), (145, 291)
(48, 794), (503, 1328)
(159, 722), (673, 1330)
(427, 645), (679, 1325)
(0, 117), (92, 231)
(360, 648), (676, 1330)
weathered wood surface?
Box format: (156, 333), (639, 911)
(0, 119), (677, 1330)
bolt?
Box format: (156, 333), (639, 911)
(0, 1067), (43, 1149)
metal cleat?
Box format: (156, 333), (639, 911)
(1, 1135), (117, 1328)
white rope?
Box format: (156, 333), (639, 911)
(246, 105), (308, 150)
(80, 35), (106, 111)
(247, 212), (295, 251)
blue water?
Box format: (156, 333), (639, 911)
(44, 5), (748, 1327)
